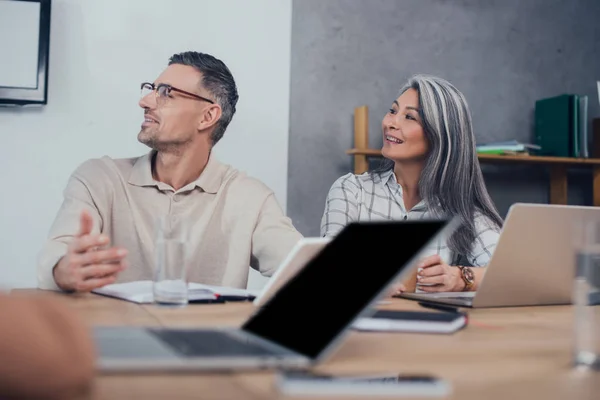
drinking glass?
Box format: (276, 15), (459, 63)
(573, 219), (600, 369)
(153, 215), (189, 307)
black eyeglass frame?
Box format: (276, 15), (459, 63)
(140, 82), (215, 104)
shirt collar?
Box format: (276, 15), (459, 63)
(128, 151), (226, 194)
(379, 168), (396, 186)
(380, 168), (428, 212)
(193, 153), (226, 194)
(127, 152), (155, 187)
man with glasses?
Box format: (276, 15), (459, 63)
(37, 51), (303, 292)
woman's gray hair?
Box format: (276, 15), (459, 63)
(377, 74), (502, 259)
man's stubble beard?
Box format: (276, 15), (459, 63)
(137, 127), (192, 154)
(138, 127), (159, 150)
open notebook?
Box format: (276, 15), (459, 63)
(92, 280), (259, 304)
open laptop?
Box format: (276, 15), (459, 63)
(400, 203), (600, 308)
(93, 218), (457, 372)
(253, 237), (331, 307)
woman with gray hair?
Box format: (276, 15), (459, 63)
(320, 74), (502, 294)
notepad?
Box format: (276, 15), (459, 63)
(92, 280), (258, 304)
(353, 310), (467, 334)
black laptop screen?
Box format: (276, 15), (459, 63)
(242, 220), (448, 359)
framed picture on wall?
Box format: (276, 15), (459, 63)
(0, 0), (51, 106)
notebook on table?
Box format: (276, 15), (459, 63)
(353, 310), (467, 334)
(92, 280), (259, 304)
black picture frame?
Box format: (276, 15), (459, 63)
(0, 0), (51, 106)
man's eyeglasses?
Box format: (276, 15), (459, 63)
(140, 82), (215, 105)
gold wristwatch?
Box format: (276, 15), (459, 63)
(458, 266), (475, 291)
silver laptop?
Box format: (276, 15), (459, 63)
(93, 218), (457, 372)
(400, 203), (600, 308)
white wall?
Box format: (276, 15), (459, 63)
(0, 0), (292, 289)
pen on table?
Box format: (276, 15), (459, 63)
(418, 301), (461, 313)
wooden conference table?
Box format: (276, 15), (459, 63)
(20, 290), (600, 399)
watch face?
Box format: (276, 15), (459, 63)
(463, 267), (475, 283)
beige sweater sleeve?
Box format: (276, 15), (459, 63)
(251, 193), (303, 277)
(37, 163), (104, 290)
(0, 293), (95, 400)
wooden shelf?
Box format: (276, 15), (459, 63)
(477, 154), (600, 165)
(347, 148), (600, 165)
(347, 146), (600, 206)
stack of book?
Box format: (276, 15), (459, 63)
(476, 140), (541, 156)
(479, 84), (597, 159)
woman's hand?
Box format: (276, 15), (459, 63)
(388, 282), (407, 297)
(416, 255), (464, 292)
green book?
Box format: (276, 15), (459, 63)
(571, 94), (579, 158)
(534, 94), (572, 157)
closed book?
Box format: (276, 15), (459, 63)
(571, 94), (579, 157)
(353, 310), (467, 334)
(535, 94), (571, 157)
(579, 95), (589, 158)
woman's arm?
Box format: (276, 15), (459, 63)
(411, 214), (499, 293)
(467, 266), (486, 291)
(414, 255), (487, 292)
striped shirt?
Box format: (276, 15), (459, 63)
(320, 170), (501, 267)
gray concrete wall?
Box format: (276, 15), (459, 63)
(288, 0), (600, 236)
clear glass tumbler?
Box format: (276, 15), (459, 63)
(153, 215), (189, 307)
(573, 219), (600, 369)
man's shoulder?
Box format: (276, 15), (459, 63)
(223, 166), (274, 199)
(71, 154), (143, 183)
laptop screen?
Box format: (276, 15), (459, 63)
(242, 220), (448, 359)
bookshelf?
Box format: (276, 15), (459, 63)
(348, 105), (600, 207)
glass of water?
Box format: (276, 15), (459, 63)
(573, 219), (600, 369)
(153, 215), (189, 307)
